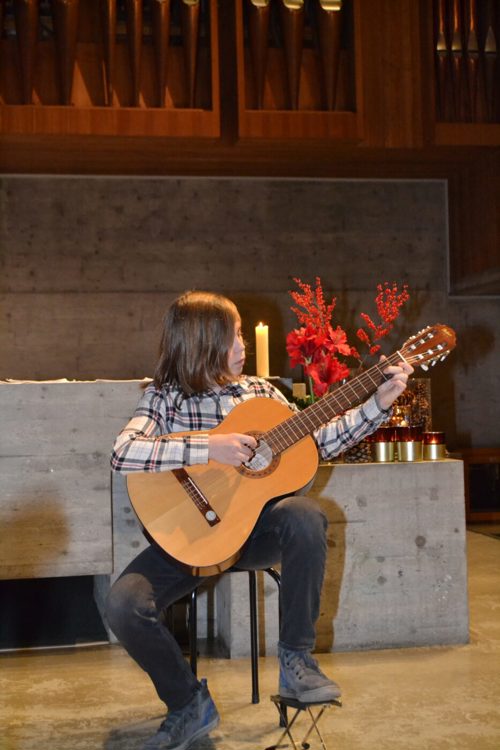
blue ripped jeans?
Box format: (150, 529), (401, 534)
(106, 495), (328, 710)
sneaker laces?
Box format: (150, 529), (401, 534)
(283, 650), (311, 678)
(281, 649), (326, 680)
(156, 690), (200, 738)
(157, 708), (186, 737)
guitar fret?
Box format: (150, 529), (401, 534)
(297, 408), (322, 432)
(275, 429), (296, 451)
(313, 399), (333, 422)
(363, 369), (380, 388)
(279, 420), (303, 442)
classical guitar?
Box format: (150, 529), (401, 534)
(127, 324), (456, 576)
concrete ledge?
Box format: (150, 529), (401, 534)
(218, 460), (469, 656)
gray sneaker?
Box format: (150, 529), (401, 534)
(142, 678), (220, 750)
(278, 647), (342, 703)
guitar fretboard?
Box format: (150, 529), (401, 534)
(262, 351), (406, 455)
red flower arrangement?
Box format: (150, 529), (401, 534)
(356, 282), (410, 356)
(286, 277), (410, 401)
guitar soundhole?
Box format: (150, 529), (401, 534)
(237, 433), (280, 478)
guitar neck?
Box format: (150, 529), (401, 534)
(263, 351), (406, 455)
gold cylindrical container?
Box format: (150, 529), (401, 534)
(372, 442), (395, 462)
(423, 443), (447, 460)
(422, 432), (446, 460)
(369, 426), (396, 462)
(397, 441), (423, 462)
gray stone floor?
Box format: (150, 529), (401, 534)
(2, 530), (500, 750)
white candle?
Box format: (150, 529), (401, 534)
(255, 322), (269, 378)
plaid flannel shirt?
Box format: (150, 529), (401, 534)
(111, 376), (389, 473)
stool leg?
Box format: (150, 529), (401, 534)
(267, 706), (302, 750)
(265, 568), (287, 726)
(189, 588), (197, 676)
(248, 570), (260, 704)
(302, 706), (329, 750)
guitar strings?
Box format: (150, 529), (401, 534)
(262, 352), (404, 457)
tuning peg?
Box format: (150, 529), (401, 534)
(421, 364), (429, 371)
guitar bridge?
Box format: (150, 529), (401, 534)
(172, 468), (221, 527)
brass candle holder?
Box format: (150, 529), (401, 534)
(395, 426), (423, 462)
(369, 427), (396, 463)
(422, 431), (447, 460)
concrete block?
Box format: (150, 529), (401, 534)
(0, 379), (143, 579)
(219, 460), (469, 656)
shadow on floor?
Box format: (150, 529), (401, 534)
(104, 718), (219, 750)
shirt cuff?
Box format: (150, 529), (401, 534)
(184, 433), (210, 465)
(365, 393), (391, 420)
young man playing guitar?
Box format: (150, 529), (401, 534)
(108, 290), (413, 750)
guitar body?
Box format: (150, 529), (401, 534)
(126, 398), (320, 576)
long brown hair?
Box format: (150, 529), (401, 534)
(153, 291), (240, 394)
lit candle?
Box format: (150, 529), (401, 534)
(423, 431), (445, 445)
(255, 322), (269, 378)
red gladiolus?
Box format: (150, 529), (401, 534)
(286, 325), (327, 368)
(306, 357), (350, 398)
(324, 324), (354, 357)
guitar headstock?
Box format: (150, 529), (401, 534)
(400, 324), (456, 371)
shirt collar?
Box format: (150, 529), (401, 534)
(163, 378), (247, 402)
(218, 382), (245, 397)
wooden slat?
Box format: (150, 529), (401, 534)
(0, 102), (220, 137)
(356, 0), (426, 148)
(434, 122), (500, 145)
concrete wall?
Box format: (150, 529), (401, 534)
(1, 175), (499, 449)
